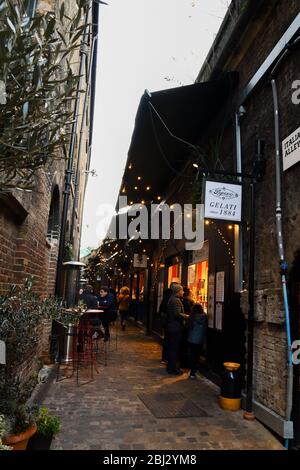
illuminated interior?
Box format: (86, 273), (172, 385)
(168, 264), (182, 286)
(187, 260), (208, 312)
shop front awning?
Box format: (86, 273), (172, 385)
(120, 71), (238, 205)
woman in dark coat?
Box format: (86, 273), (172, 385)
(158, 288), (173, 363)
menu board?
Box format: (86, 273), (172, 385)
(216, 271), (225, 302)
(207, 274), (215, 328)
(215, 302), (223, 331)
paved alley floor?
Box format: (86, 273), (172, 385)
(38, 323), (283, 450)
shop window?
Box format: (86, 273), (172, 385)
(168, 264), (182, 286)
(188, 260), (208, 312)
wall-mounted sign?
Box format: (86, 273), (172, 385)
(282, 126), (300, 171)
(207, 274), (215, 328)
(215, 302), (223, 331)
(133, 254), (147, 268)
(204, 180), (242, 222)
(216, 271), (225, 303)
(0, 340), (6, 365)
(191, 240), (209, 264)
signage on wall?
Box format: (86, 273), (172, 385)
(282, 126), (300, 171)
(191, 240), (209, 264)
(207, 274), (215, 328)
(215, 271), (225, 303)
(215, 303), (223, 331)
(0, 340), (6, 365)
(133, 254), (148, 268)
(204, 180), (242, 222)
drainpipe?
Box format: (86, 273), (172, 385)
(55, 5), (91, 297)
(70, 31), (98, 252)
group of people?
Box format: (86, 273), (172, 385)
(158, 283), (208, 379)
(78, 284), (131, 340)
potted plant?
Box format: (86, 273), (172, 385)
(1, 402), (38, 450)
(27, 407), (60, 450)
(0, 414), (12, 451)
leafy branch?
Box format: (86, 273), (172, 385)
(0, 0), (90, 190)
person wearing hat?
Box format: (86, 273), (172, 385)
(165, 283), (189, 375)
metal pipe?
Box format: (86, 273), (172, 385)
(70, 32), (98, 247)
(55, 5), (91, 296)
(235, 112), (243, 293)
(245, 182), (255, 416)
(271, 78), (293, 449)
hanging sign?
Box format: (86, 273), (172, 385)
(133, 254), (147, 268)
(282, 126), (300, 171)
(204, 180), (242, 222)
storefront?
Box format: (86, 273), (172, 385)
(187, 241), (209, 311)
(167, 262), (182, 286)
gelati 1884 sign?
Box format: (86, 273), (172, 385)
(204, 180), (242, 222)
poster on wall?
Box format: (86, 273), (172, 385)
(215, 302), (223, 331)
(157, 281), (164, 312)
(207, 274), (215, 328)
(216, 271), (225, 302)
(0, 340), (6, 365)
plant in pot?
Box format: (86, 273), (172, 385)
(27, 407), (60, 450)
(0, 401), (39, 450)
(0, 414), (13, 451)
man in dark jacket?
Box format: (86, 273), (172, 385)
(80, 285), (98, 309)
(166, 284), (189, 375)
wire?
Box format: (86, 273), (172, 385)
(147, 102), (197, 178)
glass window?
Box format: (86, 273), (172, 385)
(168, 264), (182, 287)
(188, 260), (208, 313)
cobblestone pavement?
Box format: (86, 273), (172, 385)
(38, 323), (283, 450)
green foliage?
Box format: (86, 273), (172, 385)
(36, 407), (60, 437)
(0, 401), (38, 435)
(63, 242), (73, 262)
(0, 0), (90, 190)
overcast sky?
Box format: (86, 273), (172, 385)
(81, 0), (229, 251)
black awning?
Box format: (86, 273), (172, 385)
(121, 72), (238, 204)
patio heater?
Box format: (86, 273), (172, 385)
(62, 261), (86, 307)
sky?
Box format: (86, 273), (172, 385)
(81, 0), (229, 251)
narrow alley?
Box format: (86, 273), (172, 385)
(35, 323), (283, 451)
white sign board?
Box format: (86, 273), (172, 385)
(216, 271), (225, 303)
(191, 240), (209, 264)
(207, 274), (215, 328)
(282, 126), (300, 171)
(215, 303), (223, 331)
(0, 340), (6, 365)
(204, 180), (242, 222)
(133, 254), (147, 268)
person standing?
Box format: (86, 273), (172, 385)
(158, 288), (173, 364)
(187, 304), (208, 379)
(166, 284), (189, 375)
(117, 286), (130, 330)
(97, 286), (117, 341)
